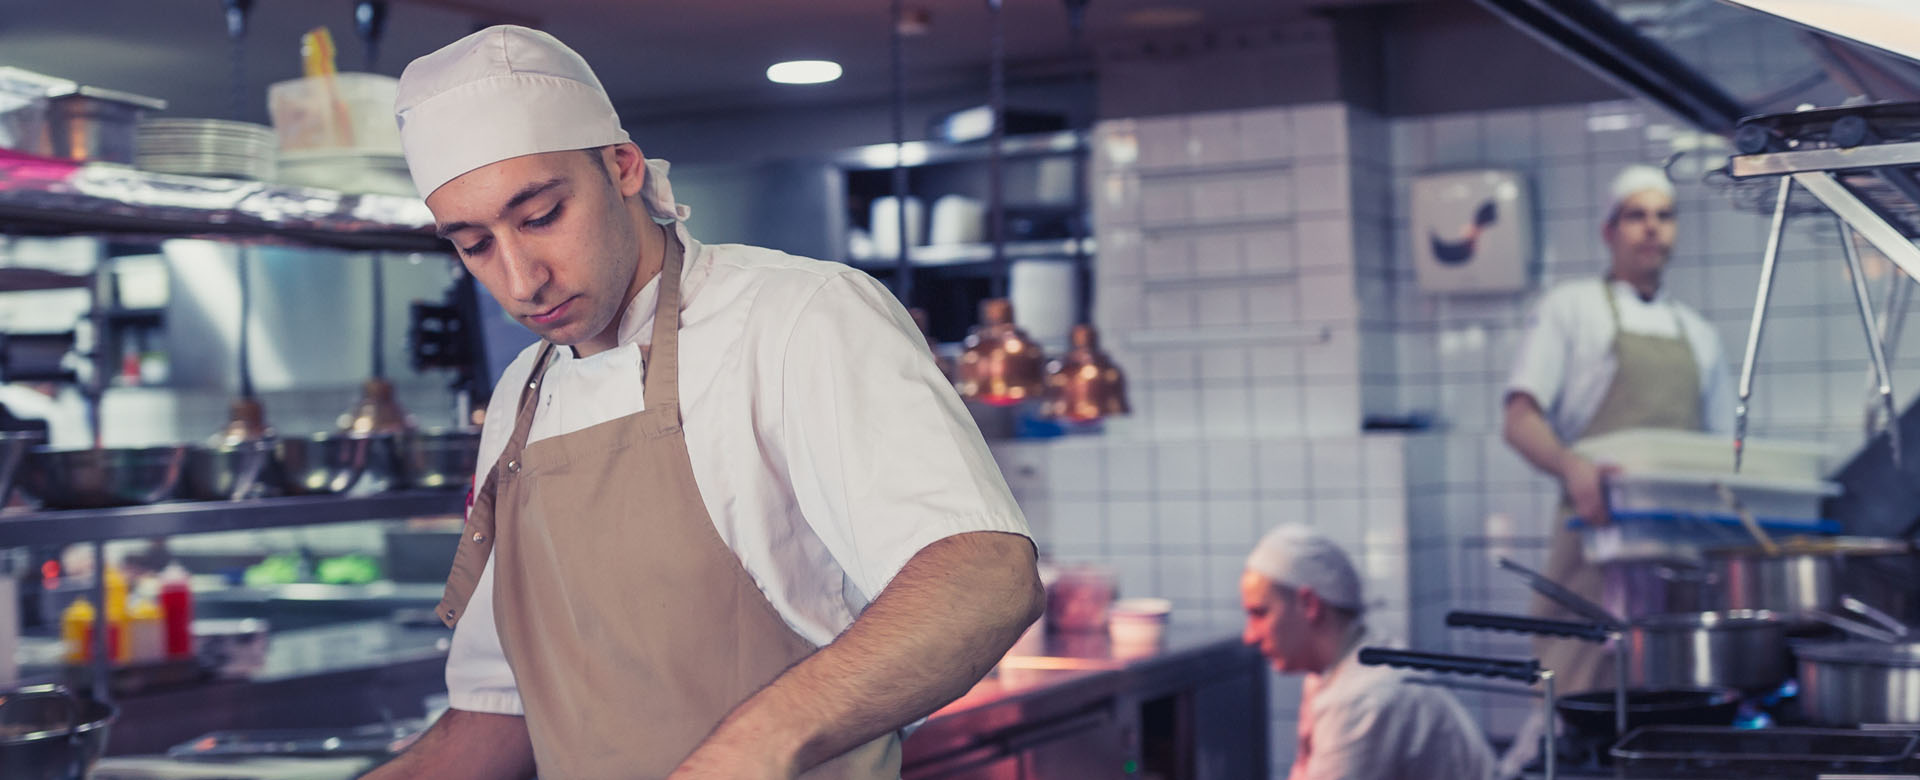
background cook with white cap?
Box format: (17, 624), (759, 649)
(362, 25), (1043, 780)
(1241, 524), (1496, 780)
(1499, 164), (1734, 736)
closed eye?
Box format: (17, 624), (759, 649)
(526, 204), (563, 228)
(460, 236), (492, 256)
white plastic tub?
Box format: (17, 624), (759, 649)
(1575, 428), (1839, 482)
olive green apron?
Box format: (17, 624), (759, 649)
(1531, 281), (1702, 694)
(437, 227), (902, 778)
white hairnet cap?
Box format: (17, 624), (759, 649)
(395, 25), (689, 222)
(1607, 164), (1675, 220)
(1245, 524), (1364, 612)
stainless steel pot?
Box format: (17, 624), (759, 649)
(38, 88), (165, 164)
(396, 429), (479, 490)
(1627, 609), (1791, 693)
(181, 440), (277, 501)
(274, 433), (384, 496)
(1601, 559), (1710, 620)
(0, 683), (116, 780)
(18, 445), (187, 508)
(1496, 557), (1793, 694)
(1704, 538), (1913, 621)
(1794, 640), (1920, 726)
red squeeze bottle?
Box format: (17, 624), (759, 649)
(159, 563), (194, 658)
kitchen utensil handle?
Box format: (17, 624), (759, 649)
(1496, 556), (1623, 627)
(1357, 647), (1541, 684)
(1842, 594), (1913, 638)
(1804, 609), (1902, 643)
(1446, 611), (1611, 642)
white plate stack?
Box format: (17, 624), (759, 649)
(135, 118), (278, 180)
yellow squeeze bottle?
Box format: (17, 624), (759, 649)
(104, 567), (130, 663)
(61, 598), (95, 664)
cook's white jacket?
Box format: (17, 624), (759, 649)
(446, 223), (1030, 715)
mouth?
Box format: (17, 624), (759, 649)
(527, 296), (577, 325)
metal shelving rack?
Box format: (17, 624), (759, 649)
(832, 130), (1095, 344)
(0, 152), (459, 702)
(0, 490), (466, 547)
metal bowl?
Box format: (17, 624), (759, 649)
(0, 684), (116, 780)
(273, 433), (385, 496)
(18, 445), (187, 508)
(181, 441), (279, 501)
(396, 429), (480, 490)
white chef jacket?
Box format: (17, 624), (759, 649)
(445, 223), (1030, 715)
(1504, 278), (1735, 443)
(1289, 633), (1498, 780)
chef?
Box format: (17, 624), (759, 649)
(1502, 165), (1735, 691)
(1241, 524), (1497, 780)
(363, 26), (1043, 780)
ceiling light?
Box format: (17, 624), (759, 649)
(767, 60), (842, 85)
(1122, 7), (1204, 29)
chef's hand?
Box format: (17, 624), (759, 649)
(1560, 455), (1618, 526)
(668, 742), (797, 780)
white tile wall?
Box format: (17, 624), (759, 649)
(1009, 94), (1914, 775)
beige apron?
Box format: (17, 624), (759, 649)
(1531, 281), (1702, 694)
(438, 228), (902, 778)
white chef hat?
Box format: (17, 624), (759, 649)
(1606, 164), (1675, 222)
(395, 25), (688, 222)
(1245, 524), (1364, 612)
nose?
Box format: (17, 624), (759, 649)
(497, 237), (550, 304)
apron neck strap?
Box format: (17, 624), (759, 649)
(507, 341), (560, 454)
(1601, 276), (1683, 333)
(644, 224), (686, 410)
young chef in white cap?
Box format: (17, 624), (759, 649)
(1241, 524), (1497, 780)
(363, 25), (1042, 780)
(1501, 164), (1734, 690)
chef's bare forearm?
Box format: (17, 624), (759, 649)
(690, 530), (1044, 771)
(1503, 393), (1581, 478)
(359, 708), (534, 780)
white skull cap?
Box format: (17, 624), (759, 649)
(1245, 523), (1364, 612)
(1607, 164), (1674, 220)
(395, 24), (689, 222)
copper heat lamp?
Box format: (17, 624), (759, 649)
(1042, 323), (1129, 422)
(957, 298), (1046, 406)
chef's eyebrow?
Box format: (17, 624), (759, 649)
(435, 178), (567, 238)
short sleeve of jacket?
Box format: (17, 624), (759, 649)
(777, 271), (1031, 601)
(1506, 286), (1575, 412)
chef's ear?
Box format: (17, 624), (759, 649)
(605, 143), (648, 199)
(1295, 586), (1327, 622)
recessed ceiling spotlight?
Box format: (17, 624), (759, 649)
(767, 60), (843, 85)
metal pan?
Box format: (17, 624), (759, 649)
(1553, 687), (1741, 746)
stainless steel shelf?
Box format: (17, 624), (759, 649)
(848, 238), (1094, 270)
(0, 152), (448, 253)
(834, 130), (1086, 170)
(0, 490), (465, 546)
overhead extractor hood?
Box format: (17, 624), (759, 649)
(1477, 0), (1920, 133)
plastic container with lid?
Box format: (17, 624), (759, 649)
(266, 73), (402, 155)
